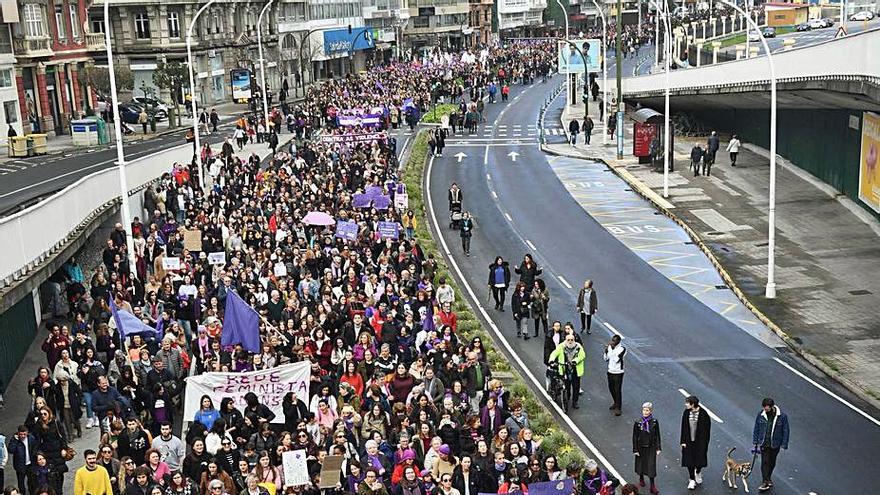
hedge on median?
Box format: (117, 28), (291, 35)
(419, 103), (459, 124)
(400, 129), (587, 469)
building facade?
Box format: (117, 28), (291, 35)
(468, 0), (493, 47)
(404, 0), (471, 52)
(497, 0), (546, 37)
(1, 7), (22, 143)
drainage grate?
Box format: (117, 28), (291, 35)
(653, 211), (663, 215)
(754, 241), (769, 247)
(705, 231), (725, 236)
(720, 247), (731, 252)
(715, 285), (728, 290)
(684, 241), (695, 245)
(624, 188), (633, 192)
(849, 289), (873, 296)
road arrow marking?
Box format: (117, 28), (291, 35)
(454, 152), (467, 163)
(508, 151), (519, 162)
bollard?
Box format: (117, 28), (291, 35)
(782, 38), (795, 51)
(735, 44), (745, 60)
(748, 45), (759, 58)
(712, 41), (721, 64)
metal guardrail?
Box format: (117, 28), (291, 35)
(538, 82), (565, 145)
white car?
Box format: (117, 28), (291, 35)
(850, 10), (874, 21)
(747, 30), (761, 42)
(808, 18), (826, 28)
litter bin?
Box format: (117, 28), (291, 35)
(28, 133), (47, 155)
(70, 119), (99, 146)
(7, 136), (29, 157)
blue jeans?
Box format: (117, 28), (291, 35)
(178, 319), (193, 344)
(405, 227), (414, 240)
(83, 390), (94, 419)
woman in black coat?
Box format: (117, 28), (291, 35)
(632, 402), (661, 494)
(514, 254), (542, 289)
(510, 282), (531, 340)
(487, 257), (511, 311)
(680, 395), (711, 489)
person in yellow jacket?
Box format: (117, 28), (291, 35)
(402, 209), (418, 240)
(74, 449), (113, 495)
(548, 333), (586, 409)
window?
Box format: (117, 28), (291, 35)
(0, 69), (12, 88)
(134, 11), (151, 39)
(90, 16), (105, 34)
(211, 12), (220, 34)
(0, 25), (12, 53)
(413, 15), (429, 27)
(3, 101), (18, 124)
(69, 5), (80, 39)
(167, 10), (180, 38)
(24, 4), (45, 37)
(55, 5), (66, 40)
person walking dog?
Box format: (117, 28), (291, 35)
(753, 397), (789, 492)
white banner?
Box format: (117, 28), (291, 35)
(283, 450), (310, 487)
(183, 362), (311, 424)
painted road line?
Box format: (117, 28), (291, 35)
(491, 190), (498, 199)
(677, 388), (725, 423)
(604, 321), (623, 338)
(525, 239), (537, 251)
(483, 146), (489, 165)
(557, 275), (573, 289)
(772, 357), (880, 427)
(486, 173), (491, 181)
(425, 154), (627, 483)
(504, 212), (513, 222)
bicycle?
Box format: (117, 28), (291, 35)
(546, 362), (575, 413)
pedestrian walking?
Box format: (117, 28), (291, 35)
(705, 131), (720, 176)
(548, 334), (586, 409)
(608, 113), (617, 141)
(459, 211), (473, 257)
(199, 109), (210, 134)
(436, 127), (446, 156)
(576, 279), (598, 334)
(233, 126), (246, 151)
(210, 108), (220, 133)
(511, 282), (531, 340)
(690, 144), (705, 177)
(633, 402), (661, 494)
(488, 257), (511, 311)
(569, 119), (580, 146)
(753, 397), (789, 492)
(138, 108), (148, 134)
(727, 134), (741, 167)
(680, 395), (711, 491)
(529, 279), (550, 338)
(514, 254), (542, 289)
(268, 129), (278, 155)
(448, 183), (463, 212)
(603, 335), (626, 416)
(583, 117), (594, 145)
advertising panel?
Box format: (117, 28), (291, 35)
(230, 68), (252, 102)
(323, 27), (376, 55)
(859, 112), (880, 213)
(557, 39), (601, 74)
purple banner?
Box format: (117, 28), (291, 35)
(365, 186), (385, 198)
(352, 194), (372, 208)
(337, 107), (384, 127)
(373, 195), (391, 210)
(377, 221), (399, 239)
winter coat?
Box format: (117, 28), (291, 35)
(632, 418), (661, 478)
(548, 342), (586, 378)
(752, 405), (789, 450)
(487, 262), (511, 288)
(576, 287), (598, 315)
(514, 262), (542, 289)
(680, 408), (711, 468)
(529, 288), (549, 319)
(510, 290), (531, 320)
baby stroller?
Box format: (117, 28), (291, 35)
(449, 205), (463, 230)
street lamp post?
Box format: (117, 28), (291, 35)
(648, 0), (671, 198)
(103, 0), (137, 281)
(615, 0), (623, 159)
(186, 0), (218, 192)
(257, 0), (274, 124)
(590, 0), (608, 144)
(722, 0), (778, 298)
(298, 28), (325, 93)
(554, 0), (573, 108)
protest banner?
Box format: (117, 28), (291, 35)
(335, 220), (359, 241)
(183, 362), (310, 424)
(377, 221), (399, 239)
(337, 107), (384, 127)
(365, 185), (385, 198)
(161, 257), (180, 270)
(207, 252), (227, 266)
(320, 132), (387, 144)
(528, 478), (575, 495)
(319, 455), (345, 489)
(394, 192), (409, 209)
(373, 195), (391, 210)
(283, 450), (310, 487)
(183, 229), (203, 251)
(352, 194), (372, 208)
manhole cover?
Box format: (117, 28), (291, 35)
(849, 289), (872, 296)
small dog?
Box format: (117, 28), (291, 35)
(722, 447), (753, 492)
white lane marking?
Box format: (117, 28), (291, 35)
(677, 388), (725, 423)
(425, 154), (627, 483)
(525, 239), (537, 251)
(605, 321), (623, 338)
(504, 212), (513, 222)
(400, 135), (413, 157)
(491, 190), (498, 199)
(483, 146), (489, 165)
(0, 159), (114, 198)
(772, 357), (880, 427)
(486, 173), (491, 181)
(557, 275), (573, 289)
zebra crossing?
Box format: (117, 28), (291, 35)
(443, 123), (565, 144)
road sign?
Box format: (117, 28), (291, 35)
(507, 151), (520, 162)
(835, 26), (847, 38)
(454, 152), (467, 163)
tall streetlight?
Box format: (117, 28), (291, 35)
(257, 0), (274, 124)
(554, 0), (572, 108)
(590, 0), (608, 144)
(615, 0), (623, 158)
(103, 0), (137, 281)
(648, 0), (671, 198)
(186, 0), (219, 192)
(722, 0), (777, 298)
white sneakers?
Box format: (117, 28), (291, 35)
(695, 472), (703, 484)
(85, 417), (96, 428)
(687, 480), (696, 490)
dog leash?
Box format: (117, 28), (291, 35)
(746, 445), (760, 479)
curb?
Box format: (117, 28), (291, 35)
(542, 142), (880, 412)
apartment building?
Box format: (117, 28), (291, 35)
(404, 0), (470, 52)
(1, 4), (21, 142)
(468, 0), (493, 47)
(497, 0), (547, 36)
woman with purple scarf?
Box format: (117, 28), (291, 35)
(632, 401), (662, 494)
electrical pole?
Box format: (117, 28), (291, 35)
(615, 0), (623, 159)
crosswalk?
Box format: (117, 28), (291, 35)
(442, 124), (567, 144)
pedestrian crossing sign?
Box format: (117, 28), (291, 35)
(835, 26), (847, 38)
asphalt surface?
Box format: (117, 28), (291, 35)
(426, 77), (880, 493)
(725, 17), (880, 55)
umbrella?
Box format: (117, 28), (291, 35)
(302, 211), (335, 226)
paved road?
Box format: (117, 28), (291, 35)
(727, 17), (880, 55)
(425, 77), (880, 493)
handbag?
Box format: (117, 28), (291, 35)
(62, 446), (76, 461)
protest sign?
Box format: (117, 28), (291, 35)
(161, 257), (180, 270)
(274, 263), (288, 278)
(528, 478), (575, 495)
(207, 252), (227, 266)
(337, 107), (384, 127)
(373, 195), (391, 210)
(365, 185), (384, 198)
(319, 455), (345, 488)
(394, 192), (409, 209)
(283, 450), (310, 487)
(377, 221), (399, 239)
(335, 220), (359, 241)
(320, 132), (387, 144)
(352, 194), (372, 208)
(183, 229), (203, 251)
(183, 362), (310, 424)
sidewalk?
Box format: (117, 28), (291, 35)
(0, 134), (291, 489)
(547, 102), (880, 409)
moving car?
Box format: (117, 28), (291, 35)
(747, 29), (761, 42)
(117, 104), (142, 125)
(796, 22), (811, 31)
(850, 10), (874, 21)
(808, 18), (826, 29)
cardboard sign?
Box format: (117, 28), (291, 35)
(274, 263), (288, 278)
(319, 455), (345, 489)
(161, 257), (180, 270)
(282, 450), (310, 487)
(183, 229), (203, 251)
(207, 252), (227, 266)
(352, 193), (372, 208)
(377, 221), (399, 240)
(394, 192), (409, 209)
(373, 195), (391, 210)
(335, 220), (359, 241)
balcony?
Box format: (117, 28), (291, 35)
(13, 37), (53, 58)
(86, 32), (105, 51)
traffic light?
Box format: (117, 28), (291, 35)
(582, 94), (589, 104)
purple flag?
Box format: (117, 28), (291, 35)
(110, 298), (159, 338)
(221, 289), (261, 353)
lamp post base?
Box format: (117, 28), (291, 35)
(765, 282), (777, 299)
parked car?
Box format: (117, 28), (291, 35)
(126, 100), (167, 121)
(117, 104), (141, 125)
(808, 18), (826, 29)
(133, 97), (170, 116)
(762, 26), (777, 38)
(796, 22), (811, 31)
(821, 18), (835, 27)
(850, 10), (873, 21)
(747, 29), (761, 42)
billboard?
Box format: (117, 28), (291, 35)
(558, 39), (601, 74)
(230, 68), (252, 103)
(323, 27), (376, 55)
(858, 111), (880, 214)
